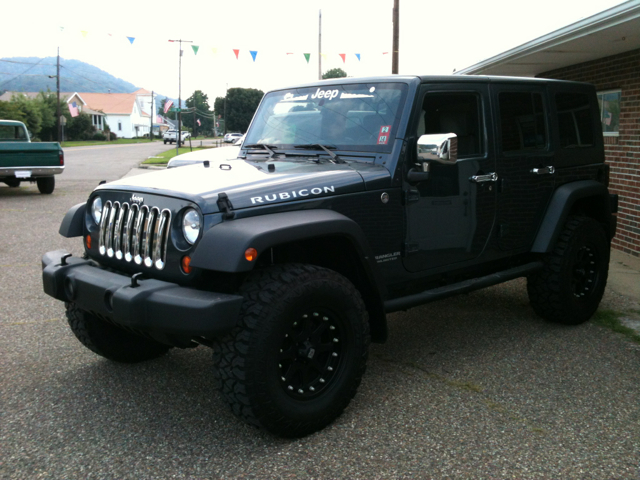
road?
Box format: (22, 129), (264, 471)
(1, 144), (639, 479)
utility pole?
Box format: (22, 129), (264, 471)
(168, 39), (192, 155)
(224, 83), (227, 135)
(318, 10), (322, 80)
(392, 0), (399, 74)
(150, 90), (154, 141)
(56, 48), (61, 142)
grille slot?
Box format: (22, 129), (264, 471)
(97, 201), (171, 270)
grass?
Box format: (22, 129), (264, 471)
(61, 138), (161, 147)
(141, 146), (212, 165)
(592, 309), (640, 344)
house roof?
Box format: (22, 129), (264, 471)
(456, 0), (640, 76)
(78, 93), (137, 115)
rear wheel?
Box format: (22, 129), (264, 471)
(214, 264), (370, 437)
(36, 176), (55, 194)
(527, 216), (609, 325)
(66, 303), (171, 363)
(5, 178), (20, 188)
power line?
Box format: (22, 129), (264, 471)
(0, 59), (56, 66)
(0, 57), (47, 89)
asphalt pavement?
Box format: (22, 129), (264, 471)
(1, 145), (639, 479)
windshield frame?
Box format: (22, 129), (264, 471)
(244, 82), (409, 155)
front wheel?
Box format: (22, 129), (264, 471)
(214, 264), (370, 437)
(527, 216), (610, 325)
(66, 304), (171, 362)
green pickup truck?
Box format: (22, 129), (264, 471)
(0, 119), (64, 194)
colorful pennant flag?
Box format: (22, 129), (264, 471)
(250, 51), (258, 62)
(163, 100), (173, 114)
(233, 49), (240, 59)
(355, 53), (361, 61)
(304, 53), (311, 63)
(339, 53), (346, 63)
(127, 37), (135, 44)
(68, 102), (79, 117)
(81, 31), (88, 38)
(192, 45), (199, 55)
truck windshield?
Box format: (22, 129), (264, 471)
(245, 83), (408, 153)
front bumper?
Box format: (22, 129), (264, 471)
(42, 250), (243, 339)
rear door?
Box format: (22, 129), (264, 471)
(492, 84), (556, 252)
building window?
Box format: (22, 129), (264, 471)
(597, 90), (621, 136)
(118, 122), (122, 131)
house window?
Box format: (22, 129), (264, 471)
(597, 90), (621, 136)
(118, 122), (122, 131)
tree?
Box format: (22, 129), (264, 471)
(66, 113), (95, 140)
(184, 90), (213, 136)
(225, 88), (264, 133)
(323, 68), (347, 79)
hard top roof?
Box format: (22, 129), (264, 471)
(0, 119), (27, 127)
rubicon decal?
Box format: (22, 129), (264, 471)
(250, 186), (335, 204)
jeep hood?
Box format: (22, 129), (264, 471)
(98, 158), (391, 214)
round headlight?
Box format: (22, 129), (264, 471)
(182, 208), (201, 244)
(91, 196), (103, 224)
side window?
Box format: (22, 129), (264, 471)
(596, 90), (620, 135)
(498, 92), (547, 153)
(418, 92), (483, 157)
(556, 92), (595, 148)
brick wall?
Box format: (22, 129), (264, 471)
(539, 48), (640, 257)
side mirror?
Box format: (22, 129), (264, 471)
(417, 133), (458, 164)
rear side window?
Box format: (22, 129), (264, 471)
(498, 92), (547, 153)
(556, 93), (595, 148)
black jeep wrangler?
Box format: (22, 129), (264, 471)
(42, 75), (617, 437)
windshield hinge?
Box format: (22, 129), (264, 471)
(217, 192), (235, 219)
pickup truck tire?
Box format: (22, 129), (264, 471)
(163, 140), (168, 144)
(5, 178), (20, 188)
(37, 176), (55, 194)
(527, 216), (609, 325)
(213, 264), (370, 437)
(65, 303), (171, 363)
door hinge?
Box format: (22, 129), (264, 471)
(405, 189), (420, 204)
(404, 242), (419, 254)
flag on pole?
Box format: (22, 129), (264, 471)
(163, 100), (173, 114)
(69, 101), (79, 117)
(197, 118), (201, 126)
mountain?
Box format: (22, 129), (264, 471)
(0, 57), (139, 94)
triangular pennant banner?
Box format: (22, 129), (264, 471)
(127, 36), (135, 45)
(211, 47), (218, 55)
(81, 31), (88, 38)
(192, 45), (199, 55)
(339, 53), (346, 63)
(321, 53), (327, 59)
(233, 49), (240, 59)
(286, 52), (294, 55)
(304, 53), (311, 63)
(355, 53), (361, 61)
(250, 50), (258, 62)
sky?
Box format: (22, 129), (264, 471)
(0, 0), (628, 105)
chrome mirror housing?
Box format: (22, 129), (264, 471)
(417, 133), (458, 164)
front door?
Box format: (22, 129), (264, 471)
(403, 85), (497, 272)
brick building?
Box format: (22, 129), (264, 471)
(457, 1), (640, 257)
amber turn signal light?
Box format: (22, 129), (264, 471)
(85, 235), (91, 249)
(181, 255), (192, 274)
(245, 248), (258, 262)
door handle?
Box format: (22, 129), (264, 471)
(470, 172), (498, 183)
(531, 166), (555, 175)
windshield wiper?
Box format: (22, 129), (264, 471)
(243, 143), (279, 158)
(294, 144), (345, 164)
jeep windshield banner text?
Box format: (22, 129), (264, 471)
(244, 82), (408, 153)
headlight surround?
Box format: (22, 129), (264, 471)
(91, 196), (103, 224)
(182, 208), (201, 244)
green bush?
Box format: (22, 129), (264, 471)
(92, 132), (107, 141)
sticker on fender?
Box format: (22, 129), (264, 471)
(377, 125), (391, 145)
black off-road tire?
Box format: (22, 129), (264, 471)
(36, 176), (55, 194)
(527, 216), (609, 325)
(5, 178), (20, 188)
(65, 303), (171, 363)
(213, 264), (370, 438)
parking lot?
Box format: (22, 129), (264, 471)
(1, 145), (639, 479)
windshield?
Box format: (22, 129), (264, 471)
(245, 82), (408, 153)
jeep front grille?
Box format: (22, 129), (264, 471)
(98, 201), (171, 270)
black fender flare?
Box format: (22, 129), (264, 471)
(190, 209), (389, 342)
(531, 180), (614, 253)
(59, 202), (86, 238)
